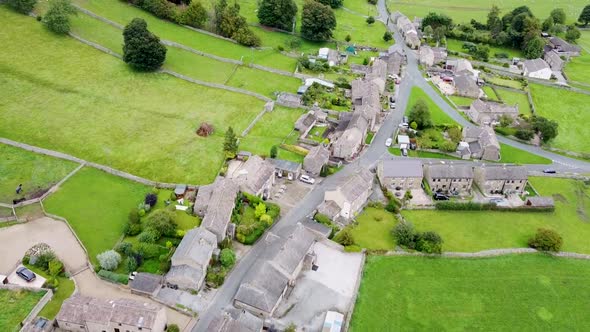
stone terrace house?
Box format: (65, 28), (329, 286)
(208, 309), (263, 332)
(445, 59), (477, 78)
(231, 155), (275, 198)
(467, 99), (519, 125)
(234, 223), (317, 317)
(377, 159), (423, 192)
(318, 168), (373, 221)
(419, 46), (447, 67)
(303, 145), (330, 175)
(195, 177), (239, 243)
(56, 296), (167, 332)
(474, 165), (528, 196)
(523, 58), (552, 80)
(166, 227), (217, 291)
(424, 163), (473, 195)
(461, 126), (501, 161)
(382, 48), (404, 76)
(454, 74), (480, 98)
(544, 50), (564, 71)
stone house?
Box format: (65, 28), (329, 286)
(467, 99), (519, 125)
(166, 227), (217, 291)
(208, 309), (263, 332)
(548, 37), (581, 57)
(230, 155), (275, 198)
(303, 145), (330, 175)
(544, 50), (564, 71)
(523, 58), (552, 80)
(377, 159), (423, 192)
(319, 168), (373, 220)
(419, 45), (435, 67)
(445, 59), (477, 77)
(56, 296), (167, 332)
(268, 158), (302, 180)
(424, 163), (473, 195)
(474, 165), (528, 196)
(461, 126), (501, 161)
(454, 74), (480, 98)
(195, 177), (239, 243)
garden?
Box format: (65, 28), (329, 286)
(232, 193), (281, 245)
(350, 254), (590, 331)
(0, 288), (46, 331)
(0, 144), (78, 204)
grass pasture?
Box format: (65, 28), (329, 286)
(495, 88), (531, 114)
(446, 38), (523, 59)
(351, 254), (590, 331)
(530, 84), (590, 154)
(406, 87), (458, 125)
(43, 167), (149, 265)
(0, 7), (267, 183)
(350, 207), (397, 250)
(402, 177), (590, 253)
(498, 143), (552, 164)
(0, 289), (46, 332)
(0, 144), (78, 204)
(564, 31), (590, 85)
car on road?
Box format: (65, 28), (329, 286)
(389, 96), (395, 103)
(16, 267), (36, 282)
(489, 198), (504, 205)
(403, 116), (408, 123)
(385, 138), (393, 147)
(543, 169), (557, 174)
(398, 123), (409, 128)
(299, 174), (315, 185)
(390, 102), (396, 109)
(433, 193), (449, 200)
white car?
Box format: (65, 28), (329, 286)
(398, 123), (409, 128)
(385, 138), (393, 147)
(299, 174), (315, 185)
(390, 103), (396, 109)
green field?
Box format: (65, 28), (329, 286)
(386, 0), (586, 24)
(0, 8), (269, 183)
(351, 207), (397, 250)
(351, 254), (590, 331)
(448, 95), (475, 107)
(406, 87), (458, 125)
(0, 289), (46, 332)
(446, 38), (523, 59)
(14, 203), (45, 222)
(402, 177), (590, 253)
(530, 84), (590, 154)
(333, 9), (390, 49)
(0, 144), (78, 204)
(43, 167), (149, 265)
(495, 88), (531, 114)
(564, 31), (590, 84)
(498, 143), (552, 164)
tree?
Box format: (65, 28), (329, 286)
(433, 26), (446, 44)
(254, 202), (267, 219)
(145, 209), (177, 236)
(366, 16), (375, 25)
(542, 16), (554, 32)
(49, 259), (63, 276)
(180, 1), (208, 28)
(126, 256), (138, 273)
(214, 0), (228, 32)
(565, 25), (581, 43)
(43, 0), (76, 34)
(223, 126), (238, 158)
(415, 231), (443, 254)
(523, 36), (544, 59)
(473, 44), (490, 61)
(531, 116), (558, 143)
(123, 18), (167, 71)
(382, 31), (392, 42)
(268, 145), (278, 158)
(316, 0), (343, 9)
(528, 228), (562, 252)
(392, 222), (416, 248)
(6, 0), (37, 14)
(580, 5), (590, 26)
(97, 250), (122, 271)
(345, 34), (352, 42)
(422, 25), (433, 40)
(144, 193), (158, 207)
(499, 114), (513, 127)
(334, 227), (355, 246)
(257, 0), (298, 31)
(220, 248), (236, 267)
(408, 99), (432, 129)
(550, 8), (566, 24)
(301, 0), (336, 41)
(285, 323), (297, 332)
(487, 5), (503, 37)
(515, 128), (534, 140)
(422, 12), (452, 30)
(447, 126), (462, 143)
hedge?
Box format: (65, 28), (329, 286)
(280, 144), (309, 156)
(435, 201), (554, 212)
(98, 269), (129, 284)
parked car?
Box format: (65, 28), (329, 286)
(16, 267), (36, 282)
(433, 193), (449, 200)
(403, 116), (409, 123)
(390, 102), (396, 109)
(385, 138), (393, 147)
(299, 174), (316, 184)
(490, 198), (504, 204)
(398, 123), (409, 128)
(401, 148), (408, 157)
(389, 96), (395, 103)
(543, 169), (557, 174)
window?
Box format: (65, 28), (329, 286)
(115, 329), (120, 332)
(516, 187), (520, 190)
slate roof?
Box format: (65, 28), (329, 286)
(317, 200), (341, 219)
(446, 59), (474, 73)
(57, 296), (163, 329)
(294, 111), (316, 132)
(232, 155), (274, 195)
(303, 145), (330, 174)
(526, 196), (555, 207)
(523, 58), (550, 73)
(208, 309), (263, 332)
(463, 126), (500, 149)
(129, 273), (163, 295)
(234, 261), (289, 314)
(201, 177), (239, 240)
(426, 164), (474, 179)
(544, 50), (564, 70)
(379, 160), (423, 178)
(172, 227), (217, 268)
(267, 223), (316, 276)
(166, 265), (204, 290)
(194, 182), (215, 217)
(454, 74), (479, 98)
(269, 158), (301, 173)
(549, 37), (581, 53)
(174, 184), (187, 196)
(468, 99), (519, 124)
(478, 165), (528, 180)
(337, 168), (374, 202)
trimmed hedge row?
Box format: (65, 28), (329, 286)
(435, 201), (554, 212)
(98, 269), (129, 284)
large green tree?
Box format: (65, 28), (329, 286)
(42, 0), (76, 35)
(257, 0), (298, 31)
(301, 0), (336, 41)
(422, 12), (452, 30)
(123, 18), (167, 71)
(487, 5), (503, 37)
(315, 0), (343, 9)
(180, 0), (208, 28)
(550, 8), (566, 24)
(223, 126), (238, 158)
(408, 99), (432, 129)
(523, 36), (544, 59)
(531, 116), (559, 143)
(565, 25), (581, 43)
(6, 0), (37, 14)
(580, 5), (590, 26)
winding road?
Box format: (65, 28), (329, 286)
(193, 2), (590, 330)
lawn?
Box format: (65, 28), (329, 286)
(564, 31), (590, 84)
(0, 289), (46, 332)
(385, 0), (586, 24)
(0, 206), (14, 218)
(350, 254), (590, 331)
(307, 125), (328, 142)
(225, 67), (302, 97)
(24, 264), (75, 320)
(389, 148), (460, 160)
(530, 84), (590, 154)
(14, 203), (45, 222)
(333, 9), (391, 49)
(43, 167), (149, 265)
(482, 85), (499, 100)
(498, 143), (552, 164)
(406, 87), (458, 125)
(0, 144), (78, 204)
(402, 177), (590, 253)
(495, 88), (531, 114)
(448, 95), (475, 107)
(0, 7), (266, 184)
(446, 38), (523, 59)
(483, 75), (524, 89)
(350, 207), (397, 250)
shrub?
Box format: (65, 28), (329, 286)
(126, 256), (138, 273)
(206, 266), (227, 288)
(135, 243), (161, 259)
(415, 231), (443, 254)
(385, 200), (400, 213)
(6, 0), (37, 14)
(220, 237), (233, 250)
(260, 214), (273, 226)
(124, 222), (142, 236)
(175, 229), (186, 238)
(167, 324), (180, 332)
(528, 228), (563, 252)
(137, 229), (160, 243)
(48, 259), (64, 277)
(97, 250), (122, 271)
(383, 31), (392, 41)
(266, 203), (281, 219)
(270, 145), (278, 158)
(334, 228), (355, 246)
(145, 209), (177, 237)
(128, 208), (140, 224)
(115, 242), (134, 256)
(392, 222), (416, 248)
(145, 193), (158, 207)
(42, 0), (76, 34)
(43, 277), (59, 290)
(314, 213), (331, 225)
(366, 16), (375, 25)
(34, 252), (56, 271)
(220, 248), (236, 268)
(254, 203), (267, 219)
(123, 18), (167, 71)
(98, 269), (128, 284)
(515, 128), (535, 141)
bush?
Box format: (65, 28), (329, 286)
(175, 229), (186, 238)
(128, 208), (140, 224)
(334, 228), (355, 246)
(124, 222), (142, 236)
(528, 228), (563, 252)
(125, 256), (138, 273)
(167, 324), (180, 332)
(98, 269), (128, 284)
(137, 229), (160, 243)
(266, 203), (281, 219)
(6, 0), (37, 14)
(42, 0), (76, 34)
(314, 213), (331, 225)
(145, 209), (177, 237)
(260, 214), (273, 226)
(115, 242), (134, 256)
(33, 252), (56, 272)
(415, 231), (443, 254)
(135, 243), (162, 259)
(254, 203), (267, 219)
(97, 250), (122, 271)
(206, 266), (227, 288)
(515, 129), (535, 141)
(145, 193), (158, 207)
(220, 248), (236, 268)
(48, 259), (64, 277)
(392, 222), (416, 248)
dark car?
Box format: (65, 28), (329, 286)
(16, 267), (36, 282)
(543, 169), (557, 174)
(433, 193), (449, 201)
